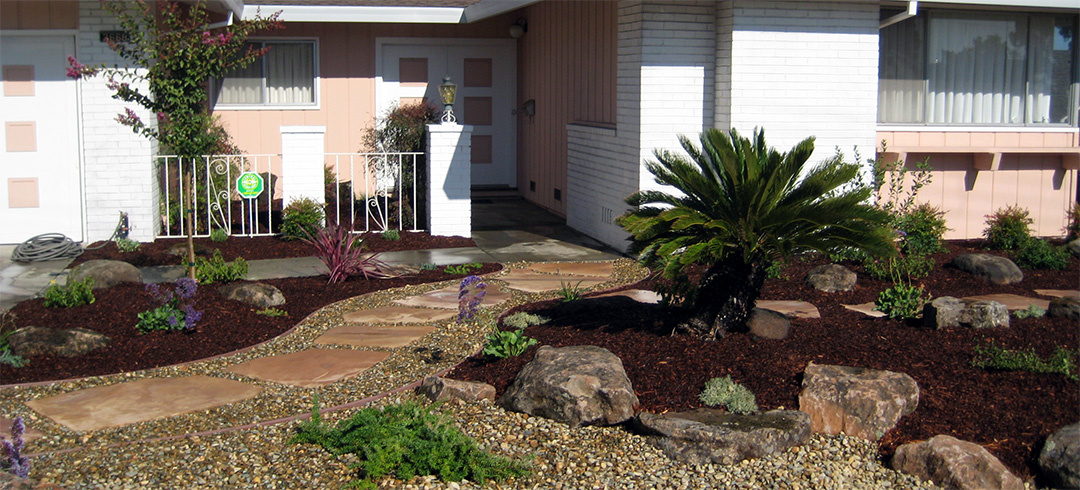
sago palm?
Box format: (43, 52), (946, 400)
(618, 128), (895, 340)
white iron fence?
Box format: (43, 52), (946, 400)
(155, 152), (423, 239)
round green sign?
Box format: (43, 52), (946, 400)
(236, 172), (264, 199)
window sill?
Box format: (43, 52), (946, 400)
(877, 125), (1078, 133)
(213, 104), (321, 112)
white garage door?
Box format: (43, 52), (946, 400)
(0, 35), (82, 244)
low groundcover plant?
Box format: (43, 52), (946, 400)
(43, 277), (95, 308)
(699, 375), (758, 414)
(135, 278), (202, 333)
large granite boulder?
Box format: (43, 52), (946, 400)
(634, 408), (811, 465)
(1038, 422), (1080, 489)
(7, 326), (110, 358)
(499, 345), (638, 427)
(67, 260), (142, 289)
(923, 297), (1009, 329)
(951, 254), (1023, 285)
(798, 362), (919, 441)
(217, 282), (285, 308)
(892, 435), (1024, 490)
(747, 308), (791, 340)
(1048, 296), (1080, 322)
(416, 376), (496, 403)
(806, 264), (857, 293)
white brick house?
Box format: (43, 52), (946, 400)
(2, 0), (1076, 248)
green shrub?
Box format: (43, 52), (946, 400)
(289, 400), (529, 489)
(765, 259), (787, 280)
(864, 254), (934, 281)
(983, 205), (1033, 250)
(894, 203), (948, 256)
(482, 329), (539, 359)
(381, 229), (401, 241)
(0, 312), (27, 368)
(443, 262), (481, 275)
(192, 250), (248, 284)
(1066, 202), (1080, 240)
(502, 312), (550, 329)
(972, 342), (1078, 381)
(699, 376), (758, 414)
(135, 279), (201, 333)
(828, 247), (870, 264)
(114, 237), (141, 253)
(1015, 238), (1071, 270)
(557, 280), (585, 302)
(44, 278), (96, 308)
(419, 263), (438, 271)
(1012, 304), (1046, 319)
(255, 307), (288, 317)
(281, 197), (325, 241)
(209, 228), (229, 242)
(874, 280), (928, 320)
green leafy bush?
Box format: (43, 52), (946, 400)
(894, 203), (948, 256)
(699, 376), (758, 414)
(864, 254), (934, 281)
(482, 329), (539, 359)
(289, 400), (529, 489)
(135, 278), (202, 333)
(114, 237), (141, 253)
(192, 250), (247, 284)
(281, 197), (325, 241)
(209, 228), (229, 242)
(983, 205), (1033, 250)
(874, 280), (928, 320)
(444, 262), (481, 275)
(255, 307), (288, 317)
(765, 259), (787, 279)
(44, 278), (96, 308)
(1015, 238), (1071, 270)
(501, 312), (550, 330)
(1012, 304), (1046, 319)
(972, 342), (1078, 381)
(381, 229), (401, 241)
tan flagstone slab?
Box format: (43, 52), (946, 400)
(25, 376), (262, 432)
(393, 283), (511, 310)
(962, 294), (1050, 311)
(592, 289), (662, 304)
(0, 416), (45, 443)
(529, 261), (615, 278)
(757, 300), (820, 319)
(843, 302), (887, 318)
(228, 349), (390, 388)
(314, 324), (437, 348)
(1034, 289), (1080, 300)
(341, 306), (456, 324)
(497, 269), (608, 293)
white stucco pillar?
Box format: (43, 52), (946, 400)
(426, 123), (472, 237)
(280, 126), (326, 207)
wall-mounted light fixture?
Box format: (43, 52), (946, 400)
(509, 17), (528, 38)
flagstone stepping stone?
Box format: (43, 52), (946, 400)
(1035, 289), (1080, 300)
(227, 349), (390, 388)
(341, 306), (456, 324)
(0, 416), (44, 443)
(314, 324), (437, 348)
(592, 289), (662, 304)
(756, 300), (820, 319)
(497, 269), (608, 293)
(393, 283), (511, 309)
(842, 302), (887, 318)
(529, 261), (615, 278)
(25, 376), (262, 432)
(962, 294), (1049, 311)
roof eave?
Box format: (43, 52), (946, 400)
(240, 0), (542, 23)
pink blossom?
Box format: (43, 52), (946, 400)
(65, 55), (94, 79)
(116, 107), (142, 126)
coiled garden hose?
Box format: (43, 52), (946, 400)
(10, 212), (129, 262)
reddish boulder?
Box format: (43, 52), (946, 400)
(798, 362), (919, 441)
(892, 435), (1024, 490)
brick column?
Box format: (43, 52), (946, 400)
(280, 126), (326, 208)
(426, 123), (472, 237)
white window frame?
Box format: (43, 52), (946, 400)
(213, 38), (320, 110)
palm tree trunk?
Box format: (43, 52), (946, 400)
(681, 255), (767, 341)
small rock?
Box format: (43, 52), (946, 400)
(798, 362), (919, 441)
(747, 308), (791, 340)
(67, 260), (142, 289)
(165, 243), (217, 258)
(7, 326), (110, 357)
(806, 264), (857, 293)
(416, 377), (495, 403)
(218, 282), (284, 308)
(634, 408), (811, 465)
(1047, 296), (1080, 321)
(923, 297), (1009, 329)
(1038, 422), (1080, 489)
(499, 345), (638, 427)
(892, 434), (1024, 490)
(950, 254), (1023, 285)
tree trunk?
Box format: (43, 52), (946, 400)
(680, 255), (767, 341)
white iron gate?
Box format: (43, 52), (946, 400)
(325, 152), (424, 233)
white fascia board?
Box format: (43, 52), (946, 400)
(462, 0), (542, 23)
(220, 0), (246, 18)
(918, 0), (1078, 9)
(242, 5), (466, 23)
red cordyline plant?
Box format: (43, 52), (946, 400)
(300, 225), (394, 284)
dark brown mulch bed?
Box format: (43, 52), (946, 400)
(1, 263), (501, 385)
(70, 232), (475, 268)
(450, 241), (1079, 481)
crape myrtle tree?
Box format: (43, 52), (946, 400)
(67, 0), (281, 278)
(618, 128), (895, 341)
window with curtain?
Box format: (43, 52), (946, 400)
(216, 40), (316, 107)
(878, 11), (1077, 126)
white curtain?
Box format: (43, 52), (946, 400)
(266, 42), (314, 105)
(879, 17), (926, 123)
(218, 43), (264, 105)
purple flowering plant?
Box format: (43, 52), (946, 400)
(135, 278), (202, 333)
(1, 416), (29, 479)
(457, 275), (487, 324)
